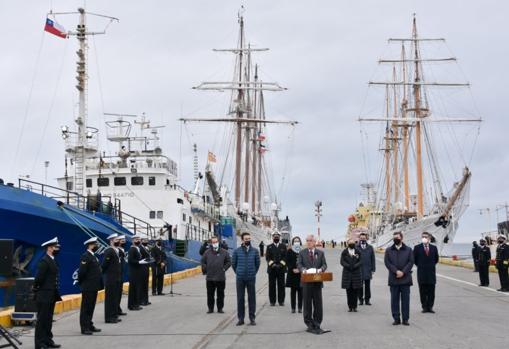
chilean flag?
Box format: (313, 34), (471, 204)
(44, 18), (67, 39)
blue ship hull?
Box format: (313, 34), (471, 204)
(0, 184), (200, 307)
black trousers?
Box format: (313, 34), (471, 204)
(418, 283), (435, 310)
(358, 279), (371, 301)
(390, 285), (410, 321)
(473, 259), (480, 272)
(268, 269), (285, 304)
(141, 266), (150, 304)
(290, 286), (303, 310)
(117, 279), (124, 314)
(35, 301), (56, 348)
(104, 282), (120, 321)
(80, 290), (98, 331)
(236, 279), (256, 321)
(346, 288), (358, 309)
(206, 280), (226, 311)
(302, 284), (323, 329)
(479, 264), (490, 286)
(498, 266), (509, 289)
(128, 273), (142, 309)
(152, 264), (165, 295)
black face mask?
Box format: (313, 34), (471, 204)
(113, 241), (120, 247)
(134, 241), (141, 246)
(156, 241), (162, 246)
(273, 238), (280, 244)
(360, 240), (366, 244)
(480, 242), (486, 246)
(498, 240), (505, 244)
(52, 249), (60, 256)
(348, 243), (355, 249)
(91, 245), (99, 253)
(393, 238), (402, 245)
(120, 242), (126, 247)
(244, 240), (251, 246)
(142, 242), (148, 246)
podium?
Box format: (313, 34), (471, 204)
(301, 272), (333, 283)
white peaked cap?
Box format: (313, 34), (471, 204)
(117, 235), (126, 240)
(498, 235), (507, 240)
(130, 233), (143, 239)
(41, 237), (59, 247)
(84, 237), (98, 245)
(107, 233), (119, 240)
(271, 230), (281, 236)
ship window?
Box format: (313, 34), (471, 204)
(86, 179), (92, 188)
(131, 176), (144, 186)
(208, 222), (212, 232)
(149, 211), (156, 219)
(66, 182), (73, 190)
(149, 176), (156, 186)
(114, 177), (126, 186)
(97, 177), (109, 187)
(189, 216), (192, 224)
(157, 211), (163, 219)
(183, 213), (186, 222)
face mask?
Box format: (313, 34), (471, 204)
(120, 242), (126, 247)
(244, 240), (251, 246)
(292, 242), (301, 252)
(52, 249), (60, 256)
(113, 241), (120, 247)
(422, 238), (429, 244)
(273, 238), (280, 243)
(360, 240), (366, 244)
(348, 243), (355, 249)
(142, 242), (148, 246)
(134, 241), (141, 246)
(91, 245), (99, 253)
(212, 242), (219, 249)
(480, 242), (485, 246)
(498, 240), (505, 244)
(393, 238), (401, 245)
(156, 241), (162, 246)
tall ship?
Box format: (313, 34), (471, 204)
(356, 16), (481, 252)
(180, 8), (296, 246)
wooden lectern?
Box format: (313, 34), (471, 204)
(301, 272), (333, 283)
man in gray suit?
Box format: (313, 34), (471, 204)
(297, 234), (328, 335)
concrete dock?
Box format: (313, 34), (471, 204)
(14, 248), (509, 348)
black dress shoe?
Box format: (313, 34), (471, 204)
(392, 320), (401, 325)
(81, 330), (93, 335)
(421, 309), (428, 313)
(291, 308), (296, 313)
(105, 319), (120, 323)
(353, 308), (358, 312)
(348, 308), (353, 312)
(236, 320), (244, 326)
(217, 309), (224, 313)
(118, 312), (127, 316)
(359, 299), (364, 305)
(306, 327), (314, 333)
(314, 328), (325, 335)
(249, 320), (256, 326)
(141, 302), (151, 306)
(298, 309), (302, 313)
(158, 292), (166, 295)
(91, 327), (102, 332)
(129, 306), (142, 311)
(152, 293), (157, 296)
(365, 301), (372, 305)
(47, 344), (61, 348)
(279, 303), (284, 306)
(428, 309), (435, 314)
(207, 309), (213, 314)
(270, 303), (276, 306)
(402, 320), (410, 326)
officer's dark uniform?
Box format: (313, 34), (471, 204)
(33, 254), (62, 349)
(78, 250), (102, 333)
(151, 243), (167, 295)
(266, 241), (287, 305)
(117, 246), (127, 315)
(102, 246), (122, 322)
(495, 240), (509, 291)
(140, 243), (151, 305)
(128, 244), (143, 310)
(478, 244), (491, 286)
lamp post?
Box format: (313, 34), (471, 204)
(315, 201), (322, 241)
(44, 161), (50, 184)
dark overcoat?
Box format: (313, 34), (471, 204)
(340, 248), (362, 289)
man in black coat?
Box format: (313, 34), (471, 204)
(357, 232), (376, 305)
(78, 237), (103, 335)
(102, 233), (122, 323)
(140, 238), (152, 305)
(151, 237), (167, 296)
(413, 232), (439, 313)
(384, 231), (414, 326)
(297, 234), (328, 335)
(128, 235), (149, 310)
(201, 236), (232, 313)
(478, 239), (491, 287)
(117, 235), (127, 316)
(471, 241), (481, 272)
(495, 235), (509, 292)
(33, 237), (62, 349)
(340, 240), (362, 312)
(266, 231), (287, 306)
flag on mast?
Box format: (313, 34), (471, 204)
(207, 151), (217, 163)
(44, 18), (68, 39)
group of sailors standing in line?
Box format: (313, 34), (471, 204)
(32, 233), (167, 349)
(471, 235), (509, 291)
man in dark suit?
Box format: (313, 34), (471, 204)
(478, 238), (491, 287)
(102, 233), (122, 323)
(117, 235), (128, 316)
(495, 235), (509, 292)
(384, 231), (414, 326)
(266, 231), (287, 306)
(78, 237), (103, 335)
(413, 232), (439, 313)
(151, 237), (167, 296)
(297, 234), (328, 335)
(140, 238), (152, 305)
(128, 234), (150, 310)
(33, 237), (62, 349)
(471, 241), (481, 272)
(357, 232), (376, 305)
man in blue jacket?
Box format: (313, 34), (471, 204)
(384, 231), (414, 326)
(232, 232), (260, 326)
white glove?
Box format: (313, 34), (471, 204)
(139, 259), (149, 265)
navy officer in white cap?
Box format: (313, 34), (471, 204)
(128, 234), (150, 310)
(116, 235), (128, 316)
(33, 237), (62, 349)
(78, 237), (103, 335)
(102, 233), (123, 323)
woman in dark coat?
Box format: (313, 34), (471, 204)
(341, 239), (363, 312)
(285, 236), (303, 313)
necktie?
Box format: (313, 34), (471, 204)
(309, 250), (314, 263)
(425, 245), (429, 256)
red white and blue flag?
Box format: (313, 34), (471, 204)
(44, 18), (67, 39)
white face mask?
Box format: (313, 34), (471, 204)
(212, 242), (219, 249)
(292, 242), (301, 253)
(422, 238), (429, 244)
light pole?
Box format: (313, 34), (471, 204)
(44, 161), (50, 185)
(315, 201), (322, 241)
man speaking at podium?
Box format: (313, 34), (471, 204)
(297, 234), (328, 335)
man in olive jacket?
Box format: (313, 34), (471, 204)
(201, 236), (231, 313)
(384, 231), (414, 326)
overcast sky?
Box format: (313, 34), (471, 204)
(1, 0), (508, 243)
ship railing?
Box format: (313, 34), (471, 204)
(183, 223), (214, 242)
(86, 154), (178, 176)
